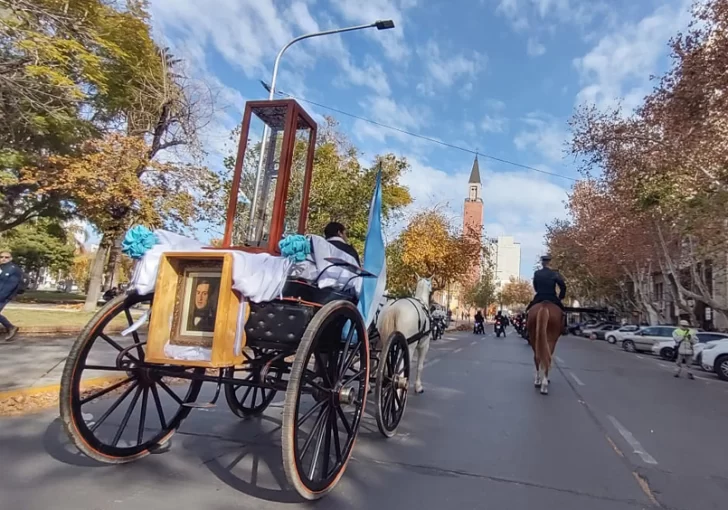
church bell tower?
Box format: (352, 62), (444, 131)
(463, 155), (483, 241)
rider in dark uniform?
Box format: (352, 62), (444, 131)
(526, 255), (567, 332)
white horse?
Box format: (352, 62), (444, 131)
(376, 277), (433, 394)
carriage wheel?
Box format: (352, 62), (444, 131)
(224, 348), (283, 418)
(59, 292), (204, 464)
(282, 300), (369, 500)
(375, 331), (410, 437)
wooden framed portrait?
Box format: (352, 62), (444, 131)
(146, 252), (245, 368)
(170, 261), (223, 347)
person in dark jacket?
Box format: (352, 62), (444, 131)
(526, 255), (567, 333)
(0, 250), (22, 341)
(324, 222), (361, 266)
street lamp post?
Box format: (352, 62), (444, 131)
(247, 20), (395, 237)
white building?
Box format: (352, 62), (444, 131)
(487, 236), (521, 291)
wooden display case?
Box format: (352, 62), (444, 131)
(145, 252), (246, 368)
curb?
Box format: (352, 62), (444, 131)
(7, 324), (126, 338)
(0, 375), (125, 401)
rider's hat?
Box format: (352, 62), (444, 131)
(541, 254), (552, 262)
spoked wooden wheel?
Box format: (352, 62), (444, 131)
(224, 347), (283, 418)
(282, 300), (369, 500)
(59, 292), (203, 464)
(375, 331), (410, 437)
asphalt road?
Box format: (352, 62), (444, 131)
(1, 329), (726, 510)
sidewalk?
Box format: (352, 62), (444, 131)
(0, 336), (84, 392)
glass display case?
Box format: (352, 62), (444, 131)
(223, 99), (316, 253)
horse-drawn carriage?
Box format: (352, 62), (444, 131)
(57, 99), (422, 500)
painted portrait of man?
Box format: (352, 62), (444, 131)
(185, 276), (219, 334)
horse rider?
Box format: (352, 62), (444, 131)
(673, 320), (697, 380)
(324, 221), (361, 265)
(526, 255), (567, 333)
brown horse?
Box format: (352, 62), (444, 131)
(526, 301), (563, 395)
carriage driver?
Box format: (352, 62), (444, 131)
(324, 222), (361, 266)
(526, 255), (568, 333)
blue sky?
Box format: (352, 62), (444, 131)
(145, 0), (694, 276)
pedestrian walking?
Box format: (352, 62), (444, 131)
(673, 320), (697, 380)
(0, 250), (22, 341)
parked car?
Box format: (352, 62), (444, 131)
(621, 326), (678, 353)
(589, 323), (621, 340)
(652, 332), (728, 363)
(606, 325), (640, 344)
(580, 322), (608, 337)
(700, 340), (728, 381)
(569, 319), (600, 336)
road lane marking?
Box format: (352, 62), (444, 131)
(470, 341), (477, 346)
(424, 358), (440, 368)
(636, 355), (644, 359)
(632, 472), (660, 507)
(605, 435), (624, 457)
(453, 347), (463, 354)
(607, 415), (658, 465)
(569, 371), (585, 386)
(554, 355), (564, 364)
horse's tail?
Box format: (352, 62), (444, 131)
(536, 304), (551, 370)
(377, 302), (398, 346)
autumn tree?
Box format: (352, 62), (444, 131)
(392, 207), (483, 294)
(31, 133), (217, 309)
(560, 0), (728, 326)
(0, 0), (182, 231)
(500, 277), (533, 307)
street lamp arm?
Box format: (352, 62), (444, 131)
(268, 21), (393, 99)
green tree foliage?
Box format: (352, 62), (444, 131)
(463, 272), (496, 310)
(0, 220), (75, 276)
(0, 0), (173, 232)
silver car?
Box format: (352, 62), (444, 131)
(621, 326), (677, 353)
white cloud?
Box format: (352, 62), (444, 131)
(481, 115), (507, 133)
(460, 82), (474, 99)
(327, 0), (416, 61)
(573, 0), (692, 111)
(150, 0), (392, 98)
(527, 37), (546, 57)
(416, 40), (485, 96)
(397, 156), (569, 276)
(513, 112), (568, 162)
(353, 95), (428, 143)
(494, 0), (609, 32)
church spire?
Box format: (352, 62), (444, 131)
(469, 154), (481, 184)
(465, 154), (482, 203)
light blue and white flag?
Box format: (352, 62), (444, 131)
(358, 165), (387, 328)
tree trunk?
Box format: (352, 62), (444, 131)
(104, 233), (124, 290)
(83, 238), (110, 312)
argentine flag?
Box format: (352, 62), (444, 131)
(358, 165), (387, 328)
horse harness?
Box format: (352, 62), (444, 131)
(398, 297), (432, 344)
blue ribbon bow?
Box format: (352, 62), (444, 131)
(121, 225), (159, 259)
(278, 234), (311, 263)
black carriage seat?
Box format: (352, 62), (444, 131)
(280, 257), (376, 306)
(245, 256), (377, 348)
